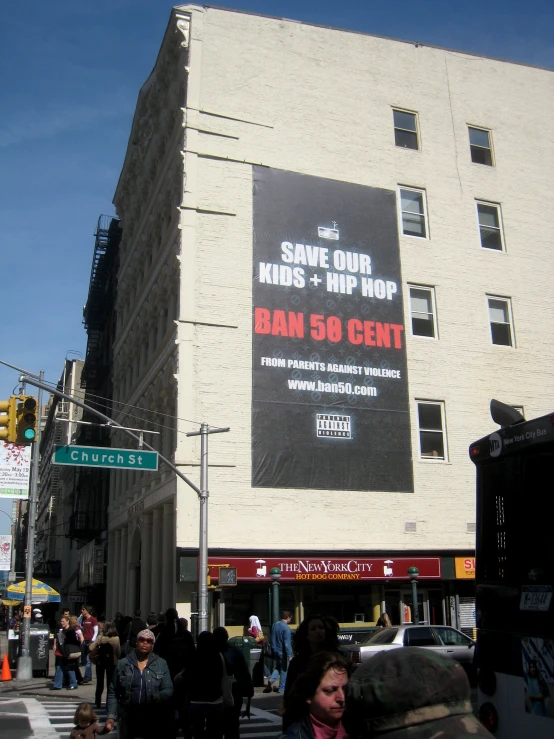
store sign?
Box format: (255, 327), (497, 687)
(252, 168), (413, 492)
(455, 557), (475, 579)
(208, 556), (441, 582)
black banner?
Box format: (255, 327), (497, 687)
(252, 168), (413, 492)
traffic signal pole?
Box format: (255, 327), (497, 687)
(7, 366), (229, 637)
(17, 370), (43, 680)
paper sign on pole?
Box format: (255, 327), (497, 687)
(0, 535), (12, 570)
(0, 441), (31, 499)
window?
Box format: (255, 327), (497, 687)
(393, 109), (419, 150)
(409, 286), (436, 338)
(476, 201), (504, 251)
(469, 126), (493, 165)
(403, 627), (437, 647)
(487, 297), (513, 346)
(417, 402), (447, 460)
(434, 627), (474, 647)
(364, 629), (399, 645)
(399, 187), (428, 238)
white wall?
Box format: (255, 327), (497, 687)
(155, 8), (554, 555)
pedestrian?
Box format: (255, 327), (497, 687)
(121, 609), (147, 655)
(375, 612), (391, 628)
(80, 605), (99, 684)
(174, 631), (225, 739)
(280, 652), (349, 739)
(342, 648), (493, 738)
(89, 620), (121, 709)
(114, 611), (129, 639)
(52, 616), (80, 690)
(105, 628), (173, 739)
(69, 615), (85, 684)
(213, 627), (254, 739)
(283, 615), (344, 719)
(264, 610), (293, 694)
(154, 608), (195, 678)
(70, 702), (110, 738)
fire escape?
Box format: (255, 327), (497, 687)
(67, 216), (121, 543)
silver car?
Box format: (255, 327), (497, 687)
(342, 625), (475, 669)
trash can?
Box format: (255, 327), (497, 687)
(249, 648), (262, 685)
(8, 633), (19, 669)
(228, 636), (257, 673)
(29, 625), (50, 677)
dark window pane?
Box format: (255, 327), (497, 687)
(491, 322), (512, 346)
(404, 627), (436, 646)
(403, 212), (426, 237)
(364, 628), (398, 645)
(420, 431), (445, 458)
(478, 204), (499, 228)
(481, 227), (502, 250)
(470, 145), (492, 166)
(395, 129), (418, 150)
(469, 127), (490, 147)
(401, 190), (424, 214)
(394, 110), (417, 131)
(418, 403), (442, 430)
(412, 316), (435, 337)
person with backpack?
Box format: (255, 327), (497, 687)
(122, 609), (147, 655)
(89, 620), (121, 709)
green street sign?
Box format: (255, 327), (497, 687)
(53, 445), (158, 471)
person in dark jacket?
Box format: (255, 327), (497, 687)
(280, 652), (348, 739)
(154, 608), (195, 679)
(284, 615), (342, 706)
(174, 631), (224, 739)
(213, 627), (254, 739)
(122, 609), (147, 655)
(105, 628), (173, 739)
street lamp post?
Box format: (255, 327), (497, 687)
(407, 566), (420, 625)
(270, 567), (282, 625)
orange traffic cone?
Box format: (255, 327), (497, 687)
(1, 653), (12, 681)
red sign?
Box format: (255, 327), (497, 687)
(208, 556), (441, 582)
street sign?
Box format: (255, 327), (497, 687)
(53, 445), (158, 471)
(8, 571), (16, 582)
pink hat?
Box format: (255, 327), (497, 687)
(137, 629), (155, 642)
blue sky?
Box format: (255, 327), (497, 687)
(1, 0), (552, 534)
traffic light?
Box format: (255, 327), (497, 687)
(0, 397), (17, 443)
(16, 396), (38, 445)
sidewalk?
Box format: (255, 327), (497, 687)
(0, 633), (97, 701)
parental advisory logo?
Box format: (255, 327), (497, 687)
(316, 414), (351, 439)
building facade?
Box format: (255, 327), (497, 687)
(35, 359), (84, 597)
(106, 6), (554, 633)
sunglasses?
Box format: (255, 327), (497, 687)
(137, 637), (154, 644)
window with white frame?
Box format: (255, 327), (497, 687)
(409, 286), (437, 338)
(399, 187), (428, 238)
(487, 297), (514, 346)
(477, 201), (504, 251)
(469, 126), (493, 165)
(417, 401), (447, 460)
(393, 109), (419, 150)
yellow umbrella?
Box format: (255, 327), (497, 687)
(6, 578), (61, 603)
(2, 599), (21, 606)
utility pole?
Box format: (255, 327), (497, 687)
(186, 424), (230, 634)
(17, 369), (43, 680)
(2, 361), (229, 636)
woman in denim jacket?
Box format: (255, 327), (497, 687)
(105, 629), (173, 739)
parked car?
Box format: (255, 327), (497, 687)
(342, 625), (475, 670)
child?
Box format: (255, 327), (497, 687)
(70, 703), (109, 738)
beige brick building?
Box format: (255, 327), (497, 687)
(105, 5), (554, 633)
